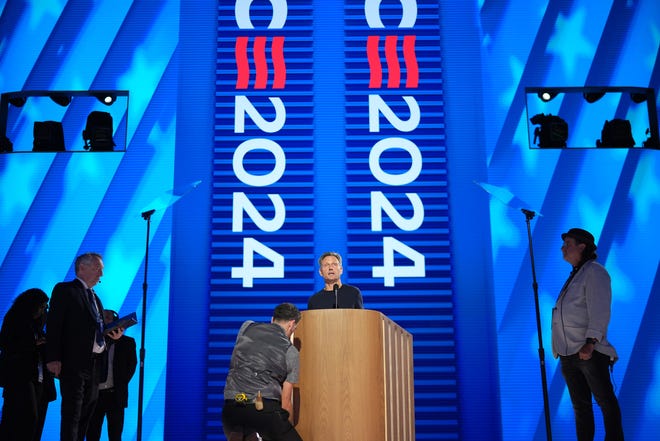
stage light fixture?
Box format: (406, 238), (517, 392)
(0, 135), (13, 153)
(537, 90), (558, 102)
(630, 92), (648, 103)
(82, 110), (116, 151)
(583, 91), (606, 103)
(93, 93), (117, 106)
(50, 94), (72, 107)
(8, 97), (26, 107)
(33, 121), (66, 152)
(596, 118), (635, 148)
(530, 113), (569, 148)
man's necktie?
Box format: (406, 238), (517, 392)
(87, 289), (105, 347)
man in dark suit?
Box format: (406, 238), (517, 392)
(45, 252), (124, 441)
(86, 309), (137, 441)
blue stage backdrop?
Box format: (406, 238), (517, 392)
(210, 1), (454, 439)
(0, 1), (658, 441)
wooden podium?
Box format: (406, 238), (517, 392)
(293, 309), (415, 441)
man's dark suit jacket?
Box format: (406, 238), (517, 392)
(105, 335), (137, 408)
(45, 278), (105, 373)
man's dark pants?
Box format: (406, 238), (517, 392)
(222, 399), (302, 441)
(560, 350), (624, 441)
(59, 356), (101, 441)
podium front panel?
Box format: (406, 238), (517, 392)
(294, 309), (414, 441)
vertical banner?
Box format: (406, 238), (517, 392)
(212, 3), (316, 297)
(210, 1), (316, 431)
(344, 0), (457, 436)
(211, 1), (457, 438)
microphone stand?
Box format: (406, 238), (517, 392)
(521, 208), (552, 441)
(137, 208), (155, 441)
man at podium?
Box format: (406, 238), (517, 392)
(221, 303), (303, 441)
(307, 252), (363, 310)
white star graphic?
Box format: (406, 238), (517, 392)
(546, 8), (596, 79)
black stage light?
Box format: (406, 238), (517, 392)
(50, 94), (72, 107)
(630, 92), (648, 103)
(530, 113), (569, 148)
(33, 121), (66, 152)
(596, 119), (635, 148)
(82, 111), (115, 151)
(8, 97), (26, 107)
(583, 91), (606, 103)
(0, 135), (13, 153)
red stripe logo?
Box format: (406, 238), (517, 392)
(367, 35), (418, 89)
(235, 36), (287, 90)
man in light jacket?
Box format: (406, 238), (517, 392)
(552, 228), (624, 441)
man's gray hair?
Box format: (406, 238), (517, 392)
(75, 252), (103, 273)
(318, 251), (342, 266)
